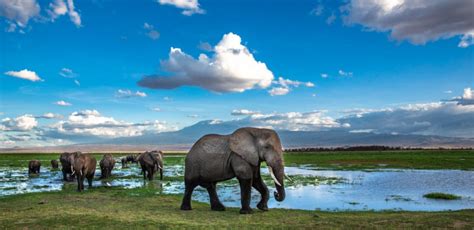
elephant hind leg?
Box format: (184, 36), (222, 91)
(180, 180), (197, 211)
(206, 182), (225, 211)
(87, 174), (93, 187)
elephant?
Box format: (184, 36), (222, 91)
(28, 160), (41, 174)
(51, 159), (59, 169)
(180, 127), (286, 214)
(138, 151), (163, 181)
(60, 151), (81, 181)
(99, 153), (115, 179)
(121, 155), (138, 168)
(72, 153), (97, 192)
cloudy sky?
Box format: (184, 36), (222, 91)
(0, 0), (473, 147)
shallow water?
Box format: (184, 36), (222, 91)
(1, 158), (473, 211)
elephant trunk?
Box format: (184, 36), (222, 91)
(268, 164), (285, 202)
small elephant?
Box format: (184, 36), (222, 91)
(100, 153), (115, 179)
(72, 153), (97, 192)
(51, 159), (59, 169)
(28, 160), (41, 174)
(60, 151), (81, 181)
(121, 154), (138, 168)
(181, 127), (286, 214)
(138, 151), (163, 181)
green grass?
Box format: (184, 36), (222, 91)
(284, 150), (474, 170)
(0, 187), (473, 229)
(424, 193), (462, 200)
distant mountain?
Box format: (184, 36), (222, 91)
(101, 120), (474, 148)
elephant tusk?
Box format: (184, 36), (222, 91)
(285, 174), (294, 182)
(71, 166), (75, 175)
(268, 166), (282, 187)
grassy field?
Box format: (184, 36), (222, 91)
(0, 187), (473, 229)
(1, 149), (473, 170)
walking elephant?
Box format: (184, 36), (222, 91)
(100, 153), (115, 179)
(180, 127), (286, 214)
(28, 160), (41, 174)
(60, 152), (81, 181)
(138, 151), (163, 181)
(72, 154), (97, 192)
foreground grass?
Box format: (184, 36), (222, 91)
(0, 188), (473, 229)
(284, 150), (474, 170)
(424, 193), (462, 200)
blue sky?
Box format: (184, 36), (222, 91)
(0, 0), (473, 147)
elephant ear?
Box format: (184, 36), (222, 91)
(229, 128), (259, 166)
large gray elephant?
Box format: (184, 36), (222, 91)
(28, 160), (41, 174)
(180, 127), (286, 214)
(72, 153), (97, 192)
(99, 153), (115, 179)
(60, 152), (81, 181)
(138, 151), (163, 181)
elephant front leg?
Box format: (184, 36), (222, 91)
(252, 174), (269, 211)
(238, 178), (253, 214)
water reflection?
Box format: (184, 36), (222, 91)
(1, 162), (473, 211)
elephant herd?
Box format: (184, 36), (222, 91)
(26, 127), (287, 214)
(28, 150), (164, 192)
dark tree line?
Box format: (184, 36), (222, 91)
(284, 146), (473, 152)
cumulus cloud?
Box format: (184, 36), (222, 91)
(343, 0), (474, 47)
(55, 100), (72, 106)
(158, 0), (205, 16)
(116, 89), (147, 98)
(138, 32), (274, 93)
(268, 77), (315, 96)
(449, 87), (474, 105)
(38, 113), (62, 119)
(143, 22), (160, 40)
(0, 114), (38, 131)
(59, 68), (77, 78)
(4, 69), (42, 82)
(48, 110), (177, 138)
(231, 109), (260, 116)
(48, 0), (81, 26)
(0, 0), (40, 28)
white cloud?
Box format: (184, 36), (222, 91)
(338, 69), (353, 77)
(143, 22), (160, 40)
(163, 96), (171, 101)
(449, 87), (474, 105)
(4, 69), (42, 82)
(0, 114), (38, 131)
(59, 68), (78, 78)
(343, 0), (474, 47)
(0, 0), (40, 28)
(48, 109), (177, 138)
(116, 89), (147, 98)
(38, 113), (62, 119)
(55, 100), (72, 106)
(268, 77), (315, 96)
(268, 87), (290, 96)
(151, 107), (161, 112)
(326, 13), (336, 25)
(231, 109), (260, 116)
(158, 0), (205, 16)
(48, 0), (81, 26)
(245, 111), (349, 131)
(444, 90), (453, 94)
(187, 114), (199, 118)
(138, 32), (274, 93)
(321, 73), (328, 78)
(310, 4), (324, 16)
(74, 79), (80, 86)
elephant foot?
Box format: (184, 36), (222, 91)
(239, 208), (253, 214)
(180, 205), (192, 211)
(211, 203), (226, 211)
(257, 202), (268, 211)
